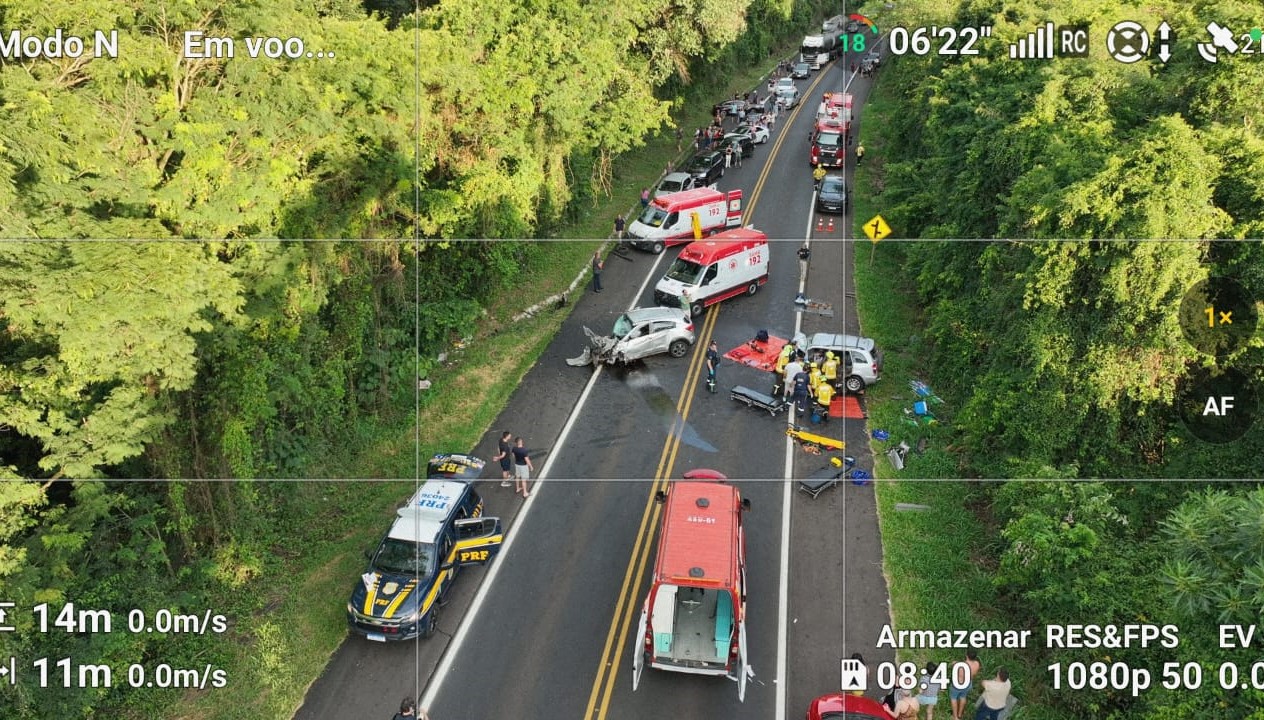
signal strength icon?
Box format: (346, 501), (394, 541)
(1009, 21), (1055, 59)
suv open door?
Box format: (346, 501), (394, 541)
(452, 517), (503, 566)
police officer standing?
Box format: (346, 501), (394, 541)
(797, 244), (811, 282)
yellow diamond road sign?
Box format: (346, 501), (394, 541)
(864, 214), (891, 242)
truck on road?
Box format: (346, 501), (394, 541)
(800, 33), (838, 69)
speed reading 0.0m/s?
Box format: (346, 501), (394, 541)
(889, 26), (994, 56)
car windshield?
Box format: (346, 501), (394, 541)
(816, 131), (842, 148)
(665, 257), (704, 284)
(795, 63), (809, 73)
(821, 178), (845, 194)
(371, 538), (436, 576)
(777, 87), (795, 98)
(777, 78), (794, 89)
(688, 156), (714, 171)
(612, 313), (635, 338)
(639, 205), (668, 227)
(659, 178), (684, 193)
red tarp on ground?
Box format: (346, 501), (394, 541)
(724, 335), (788, 372)
(831, 395), (866, 420)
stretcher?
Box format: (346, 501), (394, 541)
(730, 385), (788, 415)
(798, 456), (856, 498)
(786, 424), (845, 454)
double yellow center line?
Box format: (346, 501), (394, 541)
(582, 304), (721, 720)
(582, 66), (832, 718)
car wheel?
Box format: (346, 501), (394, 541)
(845, 375), (864, 393)
(669, 339), (690, 358)
(420, 606), (439, 638)
(690, 302), (704, 317)
(746, 281), (759, 297)
(651, 241), (665, 255)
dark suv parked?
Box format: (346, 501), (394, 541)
(685, 151), (725, 185)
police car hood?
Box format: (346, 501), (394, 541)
(350, 570), (429, 620)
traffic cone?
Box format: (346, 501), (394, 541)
(827, 217), (835, 232)
(816, 217), (824, 231)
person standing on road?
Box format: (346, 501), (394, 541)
(613, 214), (625, 240)
(797, 244), (811, 282)
(791, 368), (811, 415)
(783, 355), (804, 402)
(591, 250), (603, 293)
(822, 351), (840, 390)
(493, 430), (514, 487)
(724, 144), (733, 169)
(813, 165), (826, 187)
(773, 341), (794, 396)
(512, 437), (534, 498)
(950, 650), (981, 720)
(705, 341), (720, 393)
(679, 288), (693, 316)
(973, 668), (1010, 720)
(814, 379), (834, 421)
(733, 142), (743, 168)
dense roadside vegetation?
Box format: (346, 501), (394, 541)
(0, 0), (837, 718)
(856, 1), (1264, 718)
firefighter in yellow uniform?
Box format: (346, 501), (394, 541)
(808, 361), (823, 392)
(773, 342), (794, 397)
(815, 379), (835, 420)
(822, 351), (839, 390)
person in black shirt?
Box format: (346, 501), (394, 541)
(705, 341), (720, 393)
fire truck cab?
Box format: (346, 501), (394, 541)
(632, 472), (752, 701)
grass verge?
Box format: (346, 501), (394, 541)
(853, 72), (1062, 720)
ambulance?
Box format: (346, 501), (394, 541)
(652, 228), (769, 316)
(632, 472), (752, 701)
(816, 92), (852, 128)
(626, 187), (744, 255)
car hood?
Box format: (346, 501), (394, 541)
(349, 571), (429, 620)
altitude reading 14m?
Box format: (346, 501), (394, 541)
(888, 26), (994, 56)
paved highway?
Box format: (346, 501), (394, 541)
(295, 41), (896, 720)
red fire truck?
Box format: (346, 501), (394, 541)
(632, 472), (752, 701)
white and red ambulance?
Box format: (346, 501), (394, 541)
(626, 188), (744, 255)
(632, 472), (752, 701)
(653, 228), (769, 316)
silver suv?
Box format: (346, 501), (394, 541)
(793, 332), (882, 393)
(568, 307), (696, 366)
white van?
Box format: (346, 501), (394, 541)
(653, 228), (769, 316)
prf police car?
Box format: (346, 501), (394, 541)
(347, 454), (503, 641)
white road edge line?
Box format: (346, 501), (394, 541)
(420, 247), (667, 712)
(777, 199), (817, 720)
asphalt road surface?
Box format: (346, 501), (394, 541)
(294, 42), (896, 720)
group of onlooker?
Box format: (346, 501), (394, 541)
(847, 650), (1014, 720)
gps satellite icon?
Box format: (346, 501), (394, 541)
(1198, 21), (1239, 63)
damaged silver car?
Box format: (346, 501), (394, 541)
(567, 307), (696, 366)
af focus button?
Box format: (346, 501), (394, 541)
(1177, 366), (1256, 444)
(1178, 277), (1257, 357)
